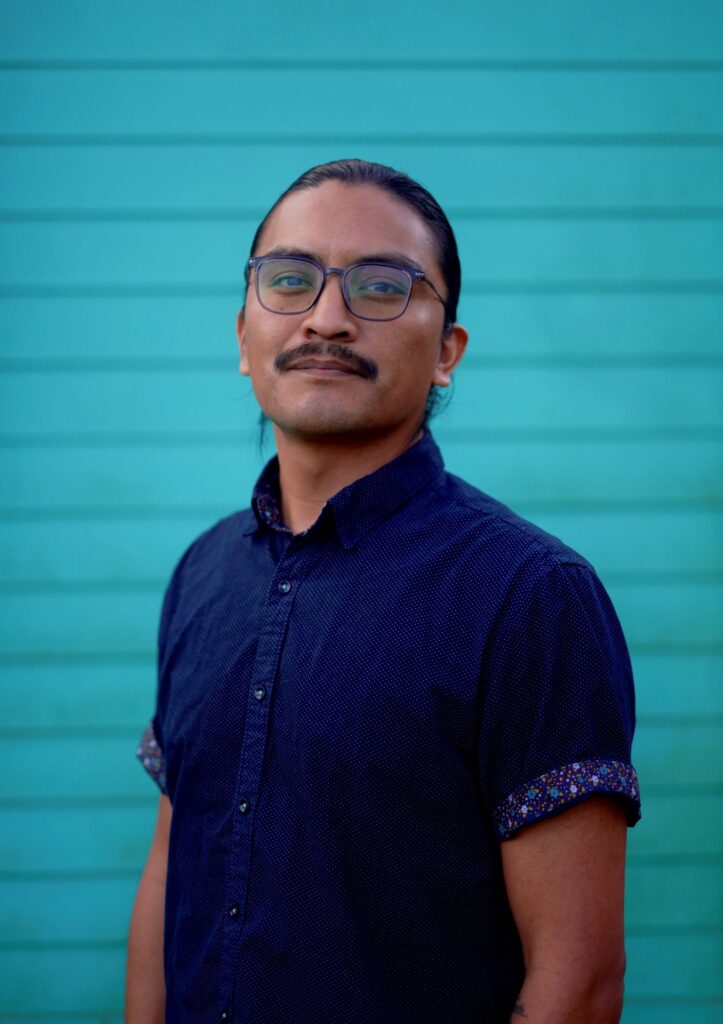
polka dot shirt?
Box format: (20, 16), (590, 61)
(137, 428), (641, 1023)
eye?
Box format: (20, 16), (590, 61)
(351, 267), (409, 297)
(269, 273), (314, 290)
(360, 278), (405, 295)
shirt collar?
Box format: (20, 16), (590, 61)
(244, 429), (446, 549)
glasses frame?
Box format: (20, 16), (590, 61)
(247, 254), (449, 324)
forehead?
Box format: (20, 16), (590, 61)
(257, 181), (439, 269)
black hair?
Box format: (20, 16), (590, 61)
(241, 157), (461, 448)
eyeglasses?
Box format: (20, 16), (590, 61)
(247, 255), (448, 323)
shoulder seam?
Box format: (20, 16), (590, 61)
(427, 480), (592, 572)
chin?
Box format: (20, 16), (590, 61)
(267, 406), (390, 440)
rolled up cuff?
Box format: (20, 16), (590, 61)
(493, 758), (641, 840)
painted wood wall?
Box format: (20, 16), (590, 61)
(1, 1), (721, 1018)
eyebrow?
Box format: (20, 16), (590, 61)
(259, 246), (425, 273)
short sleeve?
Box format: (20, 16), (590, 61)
(478, 557), (641, 840)
(136, 717), (168, 795)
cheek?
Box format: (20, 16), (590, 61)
(242, 321), (284, 374)
(385, 330), (439, 384)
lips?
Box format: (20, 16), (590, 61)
(288, 358), (361, 375)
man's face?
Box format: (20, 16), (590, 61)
(236, 181), (467, 441)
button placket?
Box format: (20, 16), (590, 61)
(219, 539), (327, 1013)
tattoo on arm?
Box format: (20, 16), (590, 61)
(512, 1000), (528, 1018)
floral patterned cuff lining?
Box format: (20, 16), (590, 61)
(136, 720), (168, 795)
(493, 758), (641, 840)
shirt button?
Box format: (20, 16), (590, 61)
(229, 904), (240, 918)
(220, 1011), (231, 1022)
(239, 799), (250, 814)
(253, 685), (267, 701)
(277, 579), (292, 594)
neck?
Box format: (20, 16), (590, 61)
(272, 423), (425, 534)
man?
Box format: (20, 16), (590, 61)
(127, 158), (641, 1024)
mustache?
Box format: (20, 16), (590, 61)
(275, 341), (378, 380)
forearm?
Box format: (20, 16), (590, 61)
(510, 964), (624, 1024)
(501, 797), (629, 1024)
(125, 860), (167, 1024)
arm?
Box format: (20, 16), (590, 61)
(501, 795), (629, 1024)
(125, 793), (172, 1024)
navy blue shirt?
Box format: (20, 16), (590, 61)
(137, 428), (641, 1023)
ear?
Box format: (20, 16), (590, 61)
(236, 308), (251, 377)
(431, 323), (469, 388)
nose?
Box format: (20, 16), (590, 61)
(300, 269), (358, 341)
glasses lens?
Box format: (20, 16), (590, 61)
(345, 263), (412, 320)
(256, 258), (322, 313)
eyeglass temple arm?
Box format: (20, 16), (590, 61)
(418, 273), (451, 322)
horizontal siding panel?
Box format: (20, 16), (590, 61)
(1, 737), (150, 801)
(0, 366), (253, 434)
(0, 878), (136, 944)
(0, 806), (157, 873)
(519, 509), (723, 575)
(1, 367), (255, 435)
(4, 367), (722, 435)
(1, 653), (719, 733)
(0, 948), (123, 1014)
(633, 724), (723, 786)
(455, 292), (723, 358)
(0, 863), (717, 946)
(1, 438), (719, 509)
(0, 442), (261, 510)
(0, 581), (719, 656)
(0, 517), (206, 582)
(0, 1020), (108, 1024)
(3, 69), (722, 137)
(0, 590), (159, 655)
(0, 662), (155, 731)
(627, 794), (722, 858)
(625, 933), (723, 997)
(2, 1), (722, 61)
(1, 509), (720, 583)
(0, 723), (719, 801)
(633, 654), (723, 718)
(626, 862), (723, 930)
(2, 220), (723, 285)
(442, 437), (723, 506)
(0, 293), (242, 362)
(622, 1006), (723, 1024)
(1, 292), (723, 362)
(451, 366), (723, 431)
(3, 145), (723, 210)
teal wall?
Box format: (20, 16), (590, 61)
(1, 1), (722, 1018)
